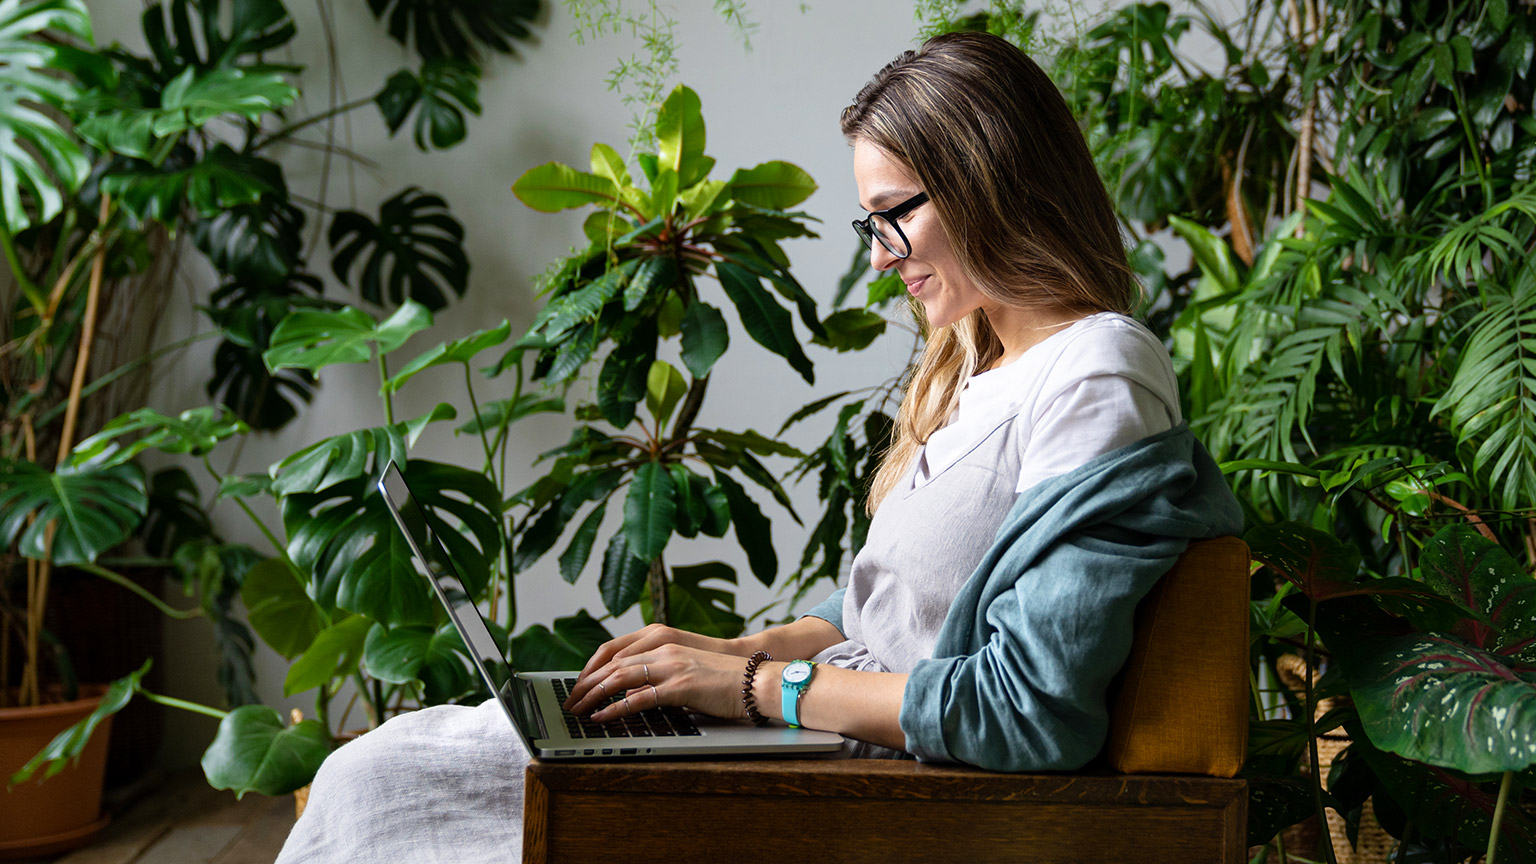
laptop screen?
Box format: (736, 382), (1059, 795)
(377, 462), (514, 692)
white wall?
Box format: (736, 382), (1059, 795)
(82, 0), (929, 766)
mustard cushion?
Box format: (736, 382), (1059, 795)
(1104, 536), (1251, 778)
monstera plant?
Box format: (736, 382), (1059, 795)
(1, 0), (541, 817)
(506, 83), (883, 632)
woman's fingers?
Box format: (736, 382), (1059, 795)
(566, 655), (657, 717)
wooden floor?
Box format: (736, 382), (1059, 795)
(18, 772), (295, 864)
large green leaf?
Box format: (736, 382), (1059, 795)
(270, 424), (407, 497)
(679, 300), (729, 379)
(1419, 525), (1536, 663)
(282, 614), (372, 696)
(558, 499), (607, 584)
(375, 59), (480, 150)
(193, 196), (305, 287)
(623, 460), (676, 563)
(813, 308), (886, 353)
(715, 260), (813, 384)
(201, 704), (331, 798)
(596, 317), (656, 428)
(726, 161), (817, 210)
(364, 0), (538, 62)
(644, 360), (686, 428)
(362, 622), (473, 703)
(281, 460), (500, 627)
(1349, 632), (1536, 775)
(263, 302), (433, 374)
(70, 406), (247, 467)
(712, 470), (776, 587)
(510, 609), (613, 672)
(598, 530), (647, 617)
(103, 144), (276, 222)
(0, 0), (99, 234)
(666, 562), (744, 639)
(656, 84), (711, 188)
(388, 321), (510, 392)
(139, 0), (296, 72)
(513, 162), (626, 213)
(77, 66), (296, 160)
(0, 460), (146, 565)
(241, 557), (323, 659)
(329, 189), (469, 312)
(8, 660), (150, 787)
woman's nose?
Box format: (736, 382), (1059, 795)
(869, 241), (899, 271)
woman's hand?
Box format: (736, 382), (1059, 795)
(562, 642), (751, 722)
(561, 624), (740, 713)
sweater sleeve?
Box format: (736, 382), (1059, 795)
(800, 587), (847, 635)
(897, 528), (1171, 771)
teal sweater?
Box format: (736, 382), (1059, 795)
(807, 425), (1242, 771)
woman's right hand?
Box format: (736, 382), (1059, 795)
(562, 624), (747, 710)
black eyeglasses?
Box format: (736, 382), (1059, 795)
(851, 192), (929, 259)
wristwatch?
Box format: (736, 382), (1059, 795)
(780, 660), (816, 728)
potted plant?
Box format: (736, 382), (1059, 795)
(0, 0), (539, 851)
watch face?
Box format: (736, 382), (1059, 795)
(783, 661), (812, 684)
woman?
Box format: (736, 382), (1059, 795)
(277, 31), (1239, 860)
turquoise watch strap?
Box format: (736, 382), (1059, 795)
(780, 660), (815, 728)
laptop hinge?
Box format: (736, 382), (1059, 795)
(512, 677), (548, 740)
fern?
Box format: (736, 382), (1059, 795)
(1415, 181), (1536, 294)
(1431, 261), (1536, 511)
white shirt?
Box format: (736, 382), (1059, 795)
(914, 312), (1182, 494)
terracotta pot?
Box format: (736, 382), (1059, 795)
(0, 686), (112, 860)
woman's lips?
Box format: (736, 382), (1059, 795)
(904, 275), (929, 296)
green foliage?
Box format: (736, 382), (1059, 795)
(8, 660), (151, 787)
(366, 0), (539, 63)
(328, 189), (470, 311)
(507, 83), (828, 625)
(375, 60), (482, 151)
(201, 705), (331, 798)
(0, 460), (146, 565)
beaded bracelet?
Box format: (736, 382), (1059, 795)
(741, 650), (773, 726)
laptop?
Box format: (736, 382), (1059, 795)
(377, 461), (845, 760)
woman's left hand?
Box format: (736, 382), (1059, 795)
(565, 643), (753, 723)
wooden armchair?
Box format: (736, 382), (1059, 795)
(524, 537), (1252, 864)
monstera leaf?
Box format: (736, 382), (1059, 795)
(280, 459), (500, 628)
(263, 301), (433, 374)
(201, 704), (330, 798)
(363, 622), (474, 703)
(375, 60), (480, 150)
(365, 0), (538, 62)
(193, 195), (305, 287)
(76, 66), (296, 161)
(511, 609), (612, 672)
(103, 144), (277, 221)
(71, 406), (248, 467)
(0, 0), (105, 235)
(328, 190), (468, 310)
(204, 272), (329, 431)
(0, 459), (146, 565)
(139, 0), (296, 73)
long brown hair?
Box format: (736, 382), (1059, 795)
(845, 32), (1139, 513)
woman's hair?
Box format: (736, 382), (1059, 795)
(846, 31), (1139, 513)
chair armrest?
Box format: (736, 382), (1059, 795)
(524, 758), (1247, 863)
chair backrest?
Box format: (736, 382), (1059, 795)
(1103, 536), (1251, 778)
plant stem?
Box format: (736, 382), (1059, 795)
(0, 221), (42, 308)
(1486, 770), (1514, 864)
(138, 688), (228, 720)
(463, 362), (497, 484)
(1303, 596), (1340, 864)
(647, 555), (668, 626)
(233, 494), (289, 559)
(75, 563), (202, 619)
(314, 682), (331, 734)
(378, 349), (394, 425)
(353, 671), (379, 728)
(57, 195), (112, 466)
(254, 96), (374, 151)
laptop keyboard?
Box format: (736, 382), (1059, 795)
(550, 677), (701, 739)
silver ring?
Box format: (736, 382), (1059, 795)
(597, 682), (607, 695)
(643, 664), (650, 685)
(623, 694), (632, 714)
(648, 684), (660, 707)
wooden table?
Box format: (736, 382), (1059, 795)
(524, 758), (1247, 863)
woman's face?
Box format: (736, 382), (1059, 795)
(852, 139), (986, 330)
